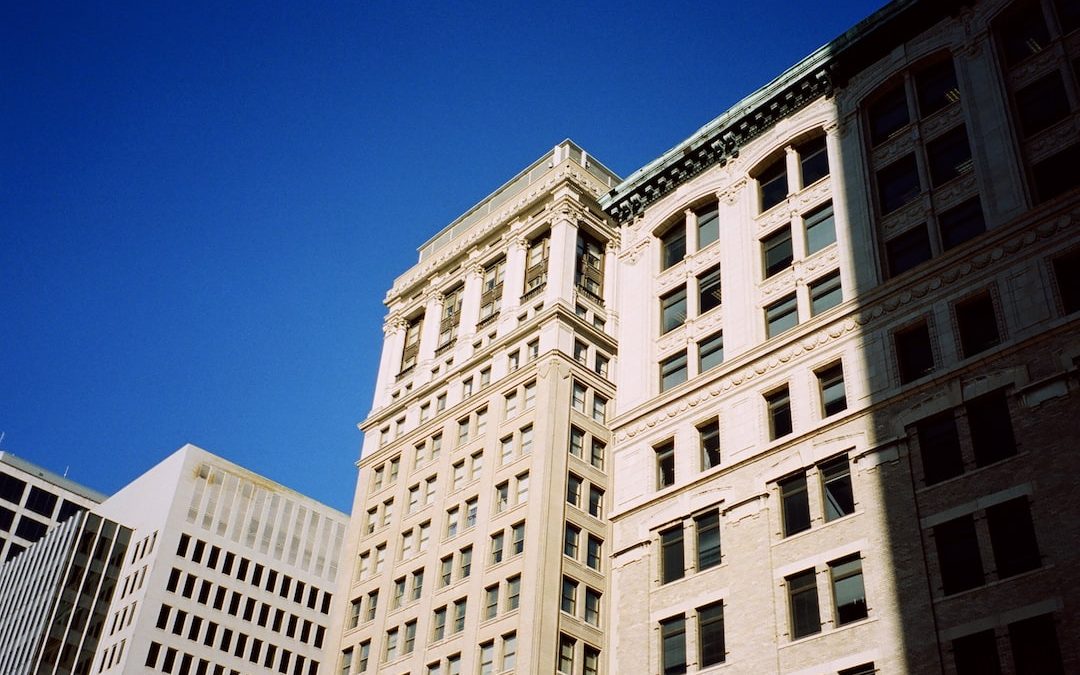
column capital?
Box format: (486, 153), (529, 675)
(467, 263), (486, 278)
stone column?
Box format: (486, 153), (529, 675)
(683, 208), (698, 254)
(602, 239), (620, 332)
(825, 119), (860, 299)
(458, 263), (484, 338)
(372, 315), (407, 409)
(500, 236), (528, 332)
(544, 210), (579, 309)
(717, 179), (755, 358)
(417, 291), (444, 366)
(785, 144), (800, 195)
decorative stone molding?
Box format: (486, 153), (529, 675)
(614, 206), (1077, 441)
(881, 197), (930, 235)
(1028, 117), (1080, 163)
(620, 238), (651, 266)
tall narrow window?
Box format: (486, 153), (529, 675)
(830, 555), (868, 624)
(804, 201), (836, 254)
(698, 332), (724, 373)
(558, 634), (576, 674)
(966, 391), (1017, 467)
(895, 320), (935, 383)
(762, 226), (794, 278)
(817, 363), (847, 417)
(886, 223), (933, 277)
(655, 441), (676, 489)
(660, 351), (688, 391)
(698, 601), (726, 666)
(575, 233), (604, 302)
(660, 525), (685, 584)
(780, 473), (811, 536)
(956, 292), (1000, 357)
(916, 411), (963, 485)
(697, 265), (722, 313)
(560, 577), (578, 614)
(952, 630), (1002, 675)
(787, 569), (821, 638)
(986, 497), (1041, 578)
(820, 457), (854, 521)
(1008, 613), (1065, 675)
(661, 224), (686, 270)
(695, 511), (721, 570)
(1053, 248), (1080, 313)
(400, 317), (423, 372)
(696, 202), (720, 249)
(765, 294), (798, 338)
(935, 515), (984, 595)
(699, 420), (721, 470)
(766, 386), (793, 440)
(660, 615), (688, 675)
(809, 271), (842, 315)
(661, 286), (688, 333)
(798, 136), (829, 186)
(758, 156), (788, 212)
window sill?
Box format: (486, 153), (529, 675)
(935, 562), (1051, 603)
(779, 615), (877, 649)
(914, 450), (1028, 495)
(772, 509), (864, 547)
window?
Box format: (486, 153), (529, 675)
(987, 497), (1041, 578)
(762, 226), (793, 278)
(698, 265), (722, 313)
(490, 532), (504, 565)
(765, 293), (798, 338)
(699, 420), (721, 470)
(567, 474), (582, 507)
(926, 126), (972, 187)
(590, 438), (605, 470)
(766, 386), (792, 440)
(365, 590), (378, 621)
(445, 507), (459, 538)
(432, 607), (447, 642)
(935, 514), (984, 594)
(698, 332), (724, 373)
(571, 382), (586, 412)
(787, 569), (821, 638)
(821, 457), (854, 521)
(24, 487), (57, 518)
(478, 642), (494, 675)
(809, 271), (842, 315)
(392, 577), (405, 608)
(695, 511), (721, 570)
(758, 156), (788, 212)
(838, 664), (877, 675)
(484, 585), (499, 620)
(511, 521), (525, 555)
(696, 202), (720, 248)
(886, 224), (933, 277)
(817, 363), (847, 417)
(916, 411), (963, 486)
(952, 630), (1001, 675)
(584, 588), (601, 626)
(583, 646), (600, 675)
(591, 394), (607, 423)
(660, 351), (688, 391)
(383, 628), (398, 662)
(465, 497), (478, 529)
(459, 546), (472, 578)
(895, 320), (934, 384)
(660, 615), (688, 675)
(494, 483), (508, 514)
(655, 441), (675, 489)
(661, 224), (687, 270)
(576, 232), (605, 300)
(558, 634), (576, 674)
(411, 569), (425, 601)
(560, 576), (577, 614)
(506, 575), (521, 611)
(501, 633), (517, 671)
(586, 535), (602, 571)
(698, 602), (726, 667)
(564, 523), (580, 558)
(660, 525), (685, 584)
(830, 555), (867, 624)
(452, 598), (467, 633)
(780, 473), (811, 536)
(967, 390), (1017, 467)
(439, 556), (452, 587)
(1008, 613), (1065, 675)
(1053, 248), (1080, 313)
(939, 197), (986, 250)
(956, 292), (1000, 357)
(587, 486), (603, 518)
(661, 287), (687, 333)
(804, 201), (835, 254)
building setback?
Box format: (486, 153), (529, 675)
(337, 0), (1078, 674)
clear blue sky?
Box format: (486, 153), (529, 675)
(1, 1), (887, 513)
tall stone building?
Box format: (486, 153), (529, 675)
(336, 141), (621, 674)
(337, 0), (1079, 673)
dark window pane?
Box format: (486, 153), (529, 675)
(940, 198), (986, 250)
(1053, 248), (1080, 313)
(1056, 0), (1080, 33)
(986, 497), (1041, 577)
(661, 226), (686, 270)
(838, 665), (876, 675)
(1033, 142), (1080, 203)
(1008, 614), (1064, 675)
(698, 602), (725, 666)
(798, 136), (829, 186)
(0, 473), (27, 505)
(869, 83), (910, 146)
(927, 126), (973, 187)
(655, 442), (676, 488)
(661, 287), (687, 334)
(15, 516), (47, 542)
(787, 570), (820, 638)
(660, 616), (687, 675)
(767, 388), (793, 440)
(830, 555), (867, 624)
(698, 266), (722, 313)
(696, 203), (720, 249)
(956, 292), (1000, 357)
(967, 391), (1017, 467)
(953, 630), (1002, 675)
(695, 512), (722, 570)
(818, 365), (847, 418)
(820, 457), (854, 520)
(699, 420), (721, 470)
(1015, 72), (1070, 137)
(762, 226), (794, 278)
(886, 224), (933, 277)
(759, 158), (788, 212)
(0, 506), (13, 531)
(896, 321), (935, 384)
(56, 500), (84, 523)
(916, 59), (960, 117)
(765, 294), (798, 338)
(935, 515), (984, 594)
(810, 271), (842, 315)
(661, 526), (684, 584)
(877, 154), (921, 214)
(916, 411), (964, 485)
(779, 473), (810, 536)
(660, 352), (688, 392)
(804, 202), (835, 254)
(24, 487), (58, 518)
(997, 2), (1051, 66)
(698, 332), (724, 372)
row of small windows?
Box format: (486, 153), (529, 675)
(163, 568), (326, 648)
(557, 633), (601, 675)
(951, 611), (1066, 675)
(0, 472), (85, 520)
(145, 636), (315, 675)
(175, 533), (331, 614)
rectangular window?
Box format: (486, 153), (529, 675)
(765, 293), (798, 338)
(695, 511), (721, 570)
(697, 265), (722, 313)
(780, 473), (811, 536)
(916, 411), (964, 485)
(940, 197), (986, 250)
(809, 270), (842, 315)
(817, 363), (847, 417)
(452, 598), (467, 633)
(830, 555), (868, 625)
(986, 497), (1041, 578)
(459, 546), (472, 578)
(877, 153), (920, 214)
(572, 383), (586, 412)
(660, 615), (688, 675)
(569, 426), (584, 458)
(895, 320), (935, 383)
(564, 523), (580, 558)
(799, 136), (829, 186)
(1053, 248), (1080, 313)
(926, 125), (973, 187)
(661, 287), (688, 333)
(804, 201), (835, 254)
(758, 157), (788, 212)
(506, 575), (521, 611)
(660, 525), (685, 584)
(586, 535), (602, 570)
(698, 601), (726, 667)
(956, 292), (1000, 357)
(952, 630), (1001, 675)
(592, 395), (607, 423)
(698, 331), (724, 373)
(660, 351), (688, 391)
(787, 569), (821, 639)
(766, 386), (792, 440)
(696, 202), (720, 249)
(820, 457), (854, 521)
(501, 633), (517, 671)
(590, 438), (605, 470)
(484, 585), (499, 619)
(935, 515), (984, 595)
(661, 226), (687, 270)
(966, 391), (1017, 467)
(511, 522), (525, 555)
(869, 82), (910, 146)
(558, 634), (576, 674)
(490, 532), (504, 565)
(584, 588), (601, 626)
(587, 486), (603, 518)
(762, 226), (794, 278)
(567, 474), (582, 507)
(655, 441), (676, 489)
(1008, 613), (1065, 675)
(431, 607), (446, 642)
(560, 576), (578, 614)
(439, 556), (452, 586)
(699, 419), (721, 470)
(886, 223), (933, 277)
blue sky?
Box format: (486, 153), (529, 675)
(1, 0), (887, 513)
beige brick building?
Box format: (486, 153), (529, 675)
(335, 0), (1080, 673)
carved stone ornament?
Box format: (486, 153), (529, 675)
(614, 206), (1076, 442)
(621, 238), (651, 266)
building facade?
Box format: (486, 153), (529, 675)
(335, 141), (622, 674)
(601, 0), (1079, 674)
(0, 451), (107, 563)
